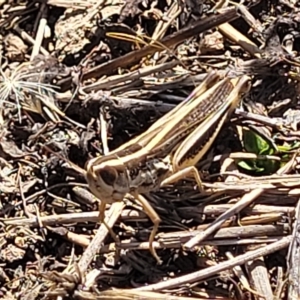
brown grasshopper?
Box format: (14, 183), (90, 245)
(86, 72), (250, 263)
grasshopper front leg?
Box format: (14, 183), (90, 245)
(98, 201), (121, 245)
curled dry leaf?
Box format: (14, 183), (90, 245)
(200, 31), (224, 54)
(0, 139), (27, 159)
(4, 33), (27, 62)
(0, 244), (26, 263)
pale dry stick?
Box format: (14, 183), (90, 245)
(202, 203), (294, 216)
(287, 196), (300, 299)
(84, 268), (106, 289)
(135, 236), (292, 291)
(245, 249), (273, 300)
(218, 23), (262, 58)
(47, 226), (91, 248)
(33, 203), (46, 239)
(100, 237), (282, 253)
(235, 108), (286, 129)
(81, 60), (180, 93)
(112, 79), (147, 94)
(74, 289), (205, 300)
(77, 201), (125, 275)
(287, 196), (300, 265)
(274, 266), (286, 300)
(183, 189), (248, 245)
(1, 210), (146, 227)
(86, 223), (284, 255)
(17, 165), (34, 219)
(239, 213), (284, 225)
(213, 0), (262, 57)
(100, 107), (109, 155)
(160, 224), (289, 244)
(72, 185), (102, 205)
(151, 1), (181, 42)
(46, 0), (93, 9)
(216, 152), (281, 162)
(31, 3), (48, 60)
(203, 173), (300, 188)
(3, 203), (291, 227)
(184, 156), (297, 249)
(226, 252), (266, 299)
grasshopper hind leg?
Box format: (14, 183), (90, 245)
(133, 193), (162, 265)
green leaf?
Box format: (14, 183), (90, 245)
(278, 141), (300, 152)
(243, 128), (272, 155)
(238, 160), (265, 172)
(238, 160), (256, 171)
(239, 128), (280, 174)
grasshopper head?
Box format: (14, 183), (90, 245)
(85, 159), (128, 203)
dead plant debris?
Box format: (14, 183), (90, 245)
(0, 0), (300, 299)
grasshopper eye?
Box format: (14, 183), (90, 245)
(99, 166), (117, 186)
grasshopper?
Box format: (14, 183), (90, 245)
(85, 72), (250, 263)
